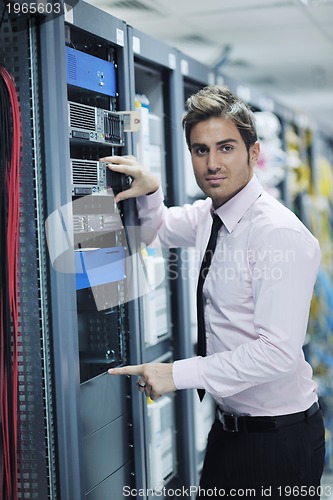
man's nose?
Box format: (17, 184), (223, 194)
(206, 150), (221, 171)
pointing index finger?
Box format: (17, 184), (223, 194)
(108, 364), (143, 376)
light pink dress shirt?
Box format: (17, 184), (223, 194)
(137, 175), (320, 416)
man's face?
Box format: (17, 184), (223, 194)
(189, 117), (260, 209)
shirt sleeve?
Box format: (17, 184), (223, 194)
(136, 187), (209, 248)
(173, 227), (321, 396)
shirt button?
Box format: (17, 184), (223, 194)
(206, 298), (211, 305)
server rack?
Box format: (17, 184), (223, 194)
(126, 25), (197, 495)
(1, 2), (141, 498)
(309, 132), (333, 473)
(0, 10), (68, 500)
(41, 4), (141, 498)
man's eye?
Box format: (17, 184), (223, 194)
(221, 145), (233, 152)
(194, 147), (208, 155)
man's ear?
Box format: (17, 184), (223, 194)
(250, 141), (260, 164)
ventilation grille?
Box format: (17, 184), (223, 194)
(67, 53), (76, 81)
(69, 102), (96, 130)
(72, 160), (99, 185)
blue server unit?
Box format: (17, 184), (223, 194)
(66, 46), (117, 96)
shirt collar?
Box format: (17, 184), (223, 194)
(212, 175), (263, 233)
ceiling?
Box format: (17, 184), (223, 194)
(84, 0), (333, 136)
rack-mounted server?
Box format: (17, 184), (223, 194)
(70, 158), (125, 196)
(68, 101), (125, 146)
(66, 46), (117, 96)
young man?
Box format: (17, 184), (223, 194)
(103, 86), (325, 498)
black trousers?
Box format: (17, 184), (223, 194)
(198, 408), (325, 499)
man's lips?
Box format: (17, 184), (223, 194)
(206, 175), (226, 181)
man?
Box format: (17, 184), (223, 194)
(102, 86), (325, 498)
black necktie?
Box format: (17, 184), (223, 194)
(197, 214), (223, 401)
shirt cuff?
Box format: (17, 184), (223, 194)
(136, 186), (164, 210)
(172, 357), (204, 390)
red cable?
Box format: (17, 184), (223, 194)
(1, 295), (12, 497)
(0, 65), (21, 500)
(10, 67), (20, 500)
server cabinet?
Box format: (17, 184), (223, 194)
(1, 1), (140, 498)
(127, 27), (178, 363)
(42, 3), (139, 499)
(126, 26), (198, 496)
(0, 11), (61, 500)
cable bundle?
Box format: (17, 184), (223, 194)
(0, 65), (21, 500)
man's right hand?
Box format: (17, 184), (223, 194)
(100, 155), (160, 203)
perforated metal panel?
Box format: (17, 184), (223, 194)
(0, 15), (57, 499)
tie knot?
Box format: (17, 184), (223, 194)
(212, 214), (223, 232)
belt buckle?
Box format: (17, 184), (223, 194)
(220, 411), (239, 432)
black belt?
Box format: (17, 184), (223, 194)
(216, 401), (320, 433)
